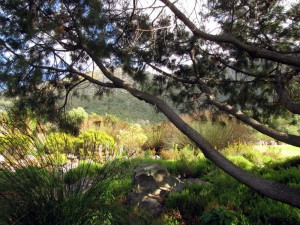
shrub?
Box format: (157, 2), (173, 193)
(60, 107), (88, 135)
(117, 124), (147, 157)
(179, 145), (196, 159)
(200, 207), (239, 225)
(171, 117), (254, 151)
(263, 146), (282, 159)
(143, 122), (173, 154)
(78, 129), (115, 160)
(160, 149), (180, 160)
(227, 156), (254, 171)
(222, 143), (263, 166)
(63, 161), (103, 184)
(46, 151), (67, 166)
(240, 190), (300, 225)
(0, 133), (32, 156)
(162, 157), (214, 178)
(0, 159), (136, 225)
(165, 188), (205, 224)
(44, 132), (78, 154)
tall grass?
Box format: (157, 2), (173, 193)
(0, 115), (135, 224)
(171, 115), (254, 150)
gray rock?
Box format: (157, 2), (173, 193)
(128, 163), (184, 216)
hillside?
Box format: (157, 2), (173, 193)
(67, 89), (168, 123)
(65, 69), (173, 123)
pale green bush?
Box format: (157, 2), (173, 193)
(117, 124), (147, 157)
(78, 129), (115, 160)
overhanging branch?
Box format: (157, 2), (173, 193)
(146, 63), (300, 147)
(275, 75), (300, 114)
(84, 50), (300, 208)
(160, 0), (300, 68)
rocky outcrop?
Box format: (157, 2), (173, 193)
(127, 163), (185, 216)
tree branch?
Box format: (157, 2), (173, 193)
(160, 0), (300, 68)
(32, 65), (120, 89)
(146, 63), (300, 146)
(275, 75), (300, 114)
(84, 48), (300, 208)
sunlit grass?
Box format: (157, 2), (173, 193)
(254, 145), (300, 157)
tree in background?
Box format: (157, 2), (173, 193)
(0, 0), (299, 207)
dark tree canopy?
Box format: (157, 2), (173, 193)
(0, 0), (300, 207)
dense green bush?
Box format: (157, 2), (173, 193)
(78, 129), (115, 160)
(227, 156), (254, 171)
(200, 207), (240, 225)
(44, 132), (78, 154)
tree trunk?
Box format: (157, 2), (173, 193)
(87, 54), (300, 208)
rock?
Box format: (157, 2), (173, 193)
(128, 163), (184, 216)
(154, 155), (161, 159)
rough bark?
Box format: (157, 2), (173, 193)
(84, 49), (300, 208)
(207, 95), (300, 147)
(148, 62), (300, 147)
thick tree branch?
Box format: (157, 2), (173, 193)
(207, 95), (300, 146)
(275, 75), (300, 114)
(160, 0), (300, 68)
(84, 49), (300, 208)
(147, 63), (300, 146)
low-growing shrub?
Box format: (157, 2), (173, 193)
(63, 161), (103, 184)
(46, 151), (67, 166)
(240, 190), (300, 225)
(165, 188), (205, 224)
(200, 206), (239, 225)
(143, 122), (173, 154)
(223, 143), (264, 166)
(160, 149), (180, 160)
(227, 156), (254, 171)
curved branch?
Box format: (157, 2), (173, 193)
(85, 50), (300, 208)
(160, 0), (300, 68)
(207, 95), (300, 146)
(146, 63), (300, 147)
(275, 75), (300, 114)
(59, 78), (87, 111)
(32, 65), (120, 89)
